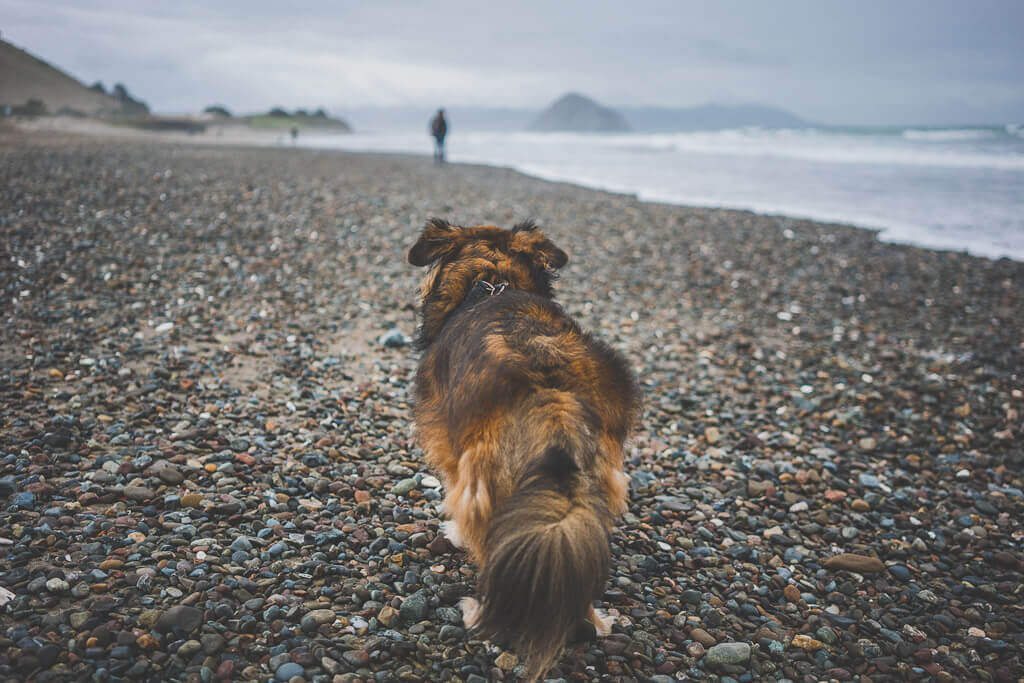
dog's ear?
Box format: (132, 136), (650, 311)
(408, 218), (462, 266)
(510, 222), (568, 270)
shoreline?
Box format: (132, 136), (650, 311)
(12, 116), (1024, 263)
(1, 129), (1023, 681)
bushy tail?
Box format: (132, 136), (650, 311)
(474, 446), (611, 679)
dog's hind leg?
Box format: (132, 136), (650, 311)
(439, 519), (465, 549)
(459, 597), (481, 629)
(587, 605), (615, 637)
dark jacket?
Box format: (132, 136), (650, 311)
(431, 113), (447, 140)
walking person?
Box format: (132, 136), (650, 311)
(430, 108), (448, 165)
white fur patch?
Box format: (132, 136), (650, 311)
(591, 607), (615, 636)
(460, 596), (481, 629)
(439, 520), (465, 549)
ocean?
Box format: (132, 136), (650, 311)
(297, 125), (1024, 261)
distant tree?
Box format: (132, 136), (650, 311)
(314, 108), (328, 118)
(89, 81), (106, 94)
(109, 83), (150, 116)
(268, 107), (289, 117)
(14, 99), (48, 116)
(204, 104), (232, 118)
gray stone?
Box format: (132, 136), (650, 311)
(399, 589), (430, 624)
(274, 662), (304, 681)
(124, 486), (154, 501)
(705, 642), (751, 667)
(155, 605), (203, 634)
(391, 478), (418, 496)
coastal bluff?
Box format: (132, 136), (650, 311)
(528, 92), (631, 132)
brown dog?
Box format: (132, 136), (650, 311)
(408, 218), (640, 677)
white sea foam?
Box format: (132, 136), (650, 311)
(901, 128), (997, 141)
(300, 125), (1024, 261)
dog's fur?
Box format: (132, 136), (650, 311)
(408, 218), (640, 678)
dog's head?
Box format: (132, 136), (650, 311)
(408, 218), (568, 346)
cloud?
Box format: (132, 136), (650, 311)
(2, 0), (1022, 124)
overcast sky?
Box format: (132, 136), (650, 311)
(3, 0), (1023, 125)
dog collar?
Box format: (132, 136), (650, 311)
(478, 280), (509, 296)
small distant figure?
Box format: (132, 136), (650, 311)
(290, 126), (299, 144)
(430, 108), (448, 165)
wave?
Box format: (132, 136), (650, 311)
(901, 128), (998, 141)
(298, 126), (1024, 261)
(487, 128), (1024, 171)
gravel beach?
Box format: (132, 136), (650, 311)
(2, 130), (1022, 682)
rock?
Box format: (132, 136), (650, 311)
(399, 589), (430, 624)
(690, 628), (717, 647)
(307, 608), (335, 625)
(378, 328), (409, 348)
(342, 650), (369, 667)
(180, 493), (203, 508)
(823, 553), (886, 573)
(201, 633), (225, 654)
(136, 633), (158, 650)
(275, 662), (304, 681)
(230, 536), (252, 552)
(427, 534), (452, 555)
(178, 639), (202, 657)
(45, 577), (69, 593)
(391, 478), (418, 495)
(378, 605), (398, 626)
(858, 473), (880, 488)
(528, 93), (631, 132)
(495, 651), (519, 671)
(13, 492), (35, 509)
(123, 485), (154, 501)
(705, 642), (751, 667)
(155, 605), (203, 634)
(157, 467), (184, 484)
(791, 634), (825, 651)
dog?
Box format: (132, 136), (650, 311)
(408, 218), (640, 678)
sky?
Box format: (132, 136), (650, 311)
(3, 0), (1023, 125)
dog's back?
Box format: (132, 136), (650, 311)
(409, 220), (639, 677)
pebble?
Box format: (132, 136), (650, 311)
(705, 642), (751, 667)
(275, 662), (304, 681)
(823, 553), (886, 573)
(45, 577), (69, 593)
(1, 137), (1021, 683)
(495, 652), (519, 671)
(155, 605), (203, 634)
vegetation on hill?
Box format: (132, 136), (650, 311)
(0, 39), (148, 118)
(246, 107), (351, 132)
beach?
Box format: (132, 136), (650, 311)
(1, 128), (1022, 681)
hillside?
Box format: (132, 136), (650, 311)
(528, 93), (630, 132)
(0, 38), (146, 116)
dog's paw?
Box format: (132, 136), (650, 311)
(459, 597), (481, 629)
(590, 607), (615, 637)
(439, 520), (465, 549)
